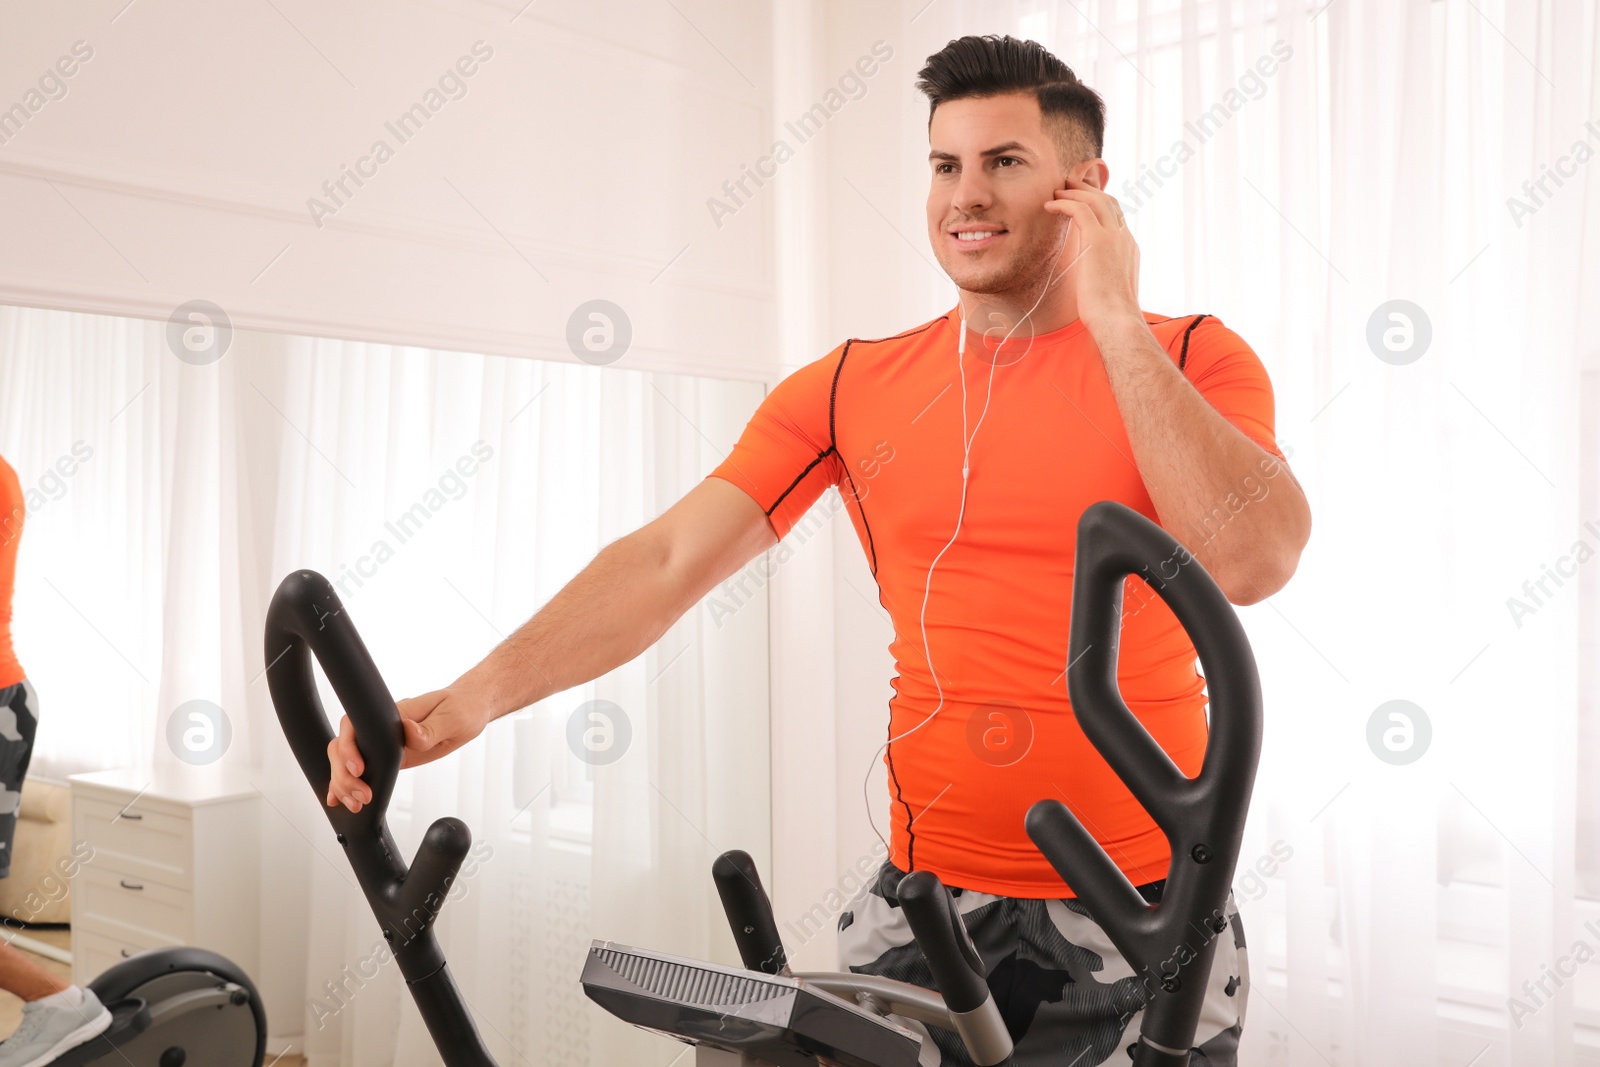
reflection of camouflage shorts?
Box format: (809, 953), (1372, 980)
(0, 680), (39, 879)
(838, 862), (1247, 1067)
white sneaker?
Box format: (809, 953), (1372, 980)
(0, 987), (114, 1067)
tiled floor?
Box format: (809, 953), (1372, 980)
(0, 930), (307, 1066)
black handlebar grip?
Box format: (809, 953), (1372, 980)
(264, 569), (498, 1067)
(1062, 501), (1261, 837)
(897, 872), (987, 1013)
(1026, 502), (1263, 1066)
(712, 851), (788, 975)
(265, 570), (404, 826)
(898, 872), (1012, 1066)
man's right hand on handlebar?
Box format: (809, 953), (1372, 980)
(325, 682), (495, 813)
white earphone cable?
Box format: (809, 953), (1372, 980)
(863, 219), (1074, 856)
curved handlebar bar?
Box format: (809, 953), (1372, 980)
(264, 570), (498, 1067)
(1025, 501), (1262, 1066)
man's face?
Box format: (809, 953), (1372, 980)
(926, 92), (1074, 296)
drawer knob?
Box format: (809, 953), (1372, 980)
(120, 948), (132, 958)
(117, 812), (144, 821)
(119, 879), (144, 891)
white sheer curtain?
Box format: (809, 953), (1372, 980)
(0, 306), (773, 1066)
(0, 307), (167, 777)
(0, 306), (253, 784)
(890, 0), (1599, 1062)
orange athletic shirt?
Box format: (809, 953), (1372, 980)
(708, 307), (1284, 898)
(0, 456), (23, 689)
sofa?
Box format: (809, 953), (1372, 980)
(0, 777), (74, 925)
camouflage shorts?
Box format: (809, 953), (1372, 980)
(837, 861), (1248, 1066)
(0, 679), (39, 879)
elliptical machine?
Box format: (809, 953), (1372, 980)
(264, 572), (1007, 1067)
(263, 500), (1261, 1067)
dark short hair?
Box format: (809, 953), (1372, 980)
(915, 34), (1106, 164)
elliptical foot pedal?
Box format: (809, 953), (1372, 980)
(46, 997), (152, 1067)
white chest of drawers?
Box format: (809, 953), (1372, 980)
(67, 769), (260, 987)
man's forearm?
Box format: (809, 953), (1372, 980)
(458, 530), (691, 719)
(1090, 313), (1311, 602)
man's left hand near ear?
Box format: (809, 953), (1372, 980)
(1045, 176), (1144, 336)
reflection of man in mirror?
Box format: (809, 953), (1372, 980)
(0, 453), (114, 1063)
(0, 453), (35, 867)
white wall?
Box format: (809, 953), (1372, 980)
(0, 0), (778, 381)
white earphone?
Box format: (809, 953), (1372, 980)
(863, 215), (1075, 856)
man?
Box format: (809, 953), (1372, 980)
(0, 454), (113, 1067)
(326, 34), (1309, 1066)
